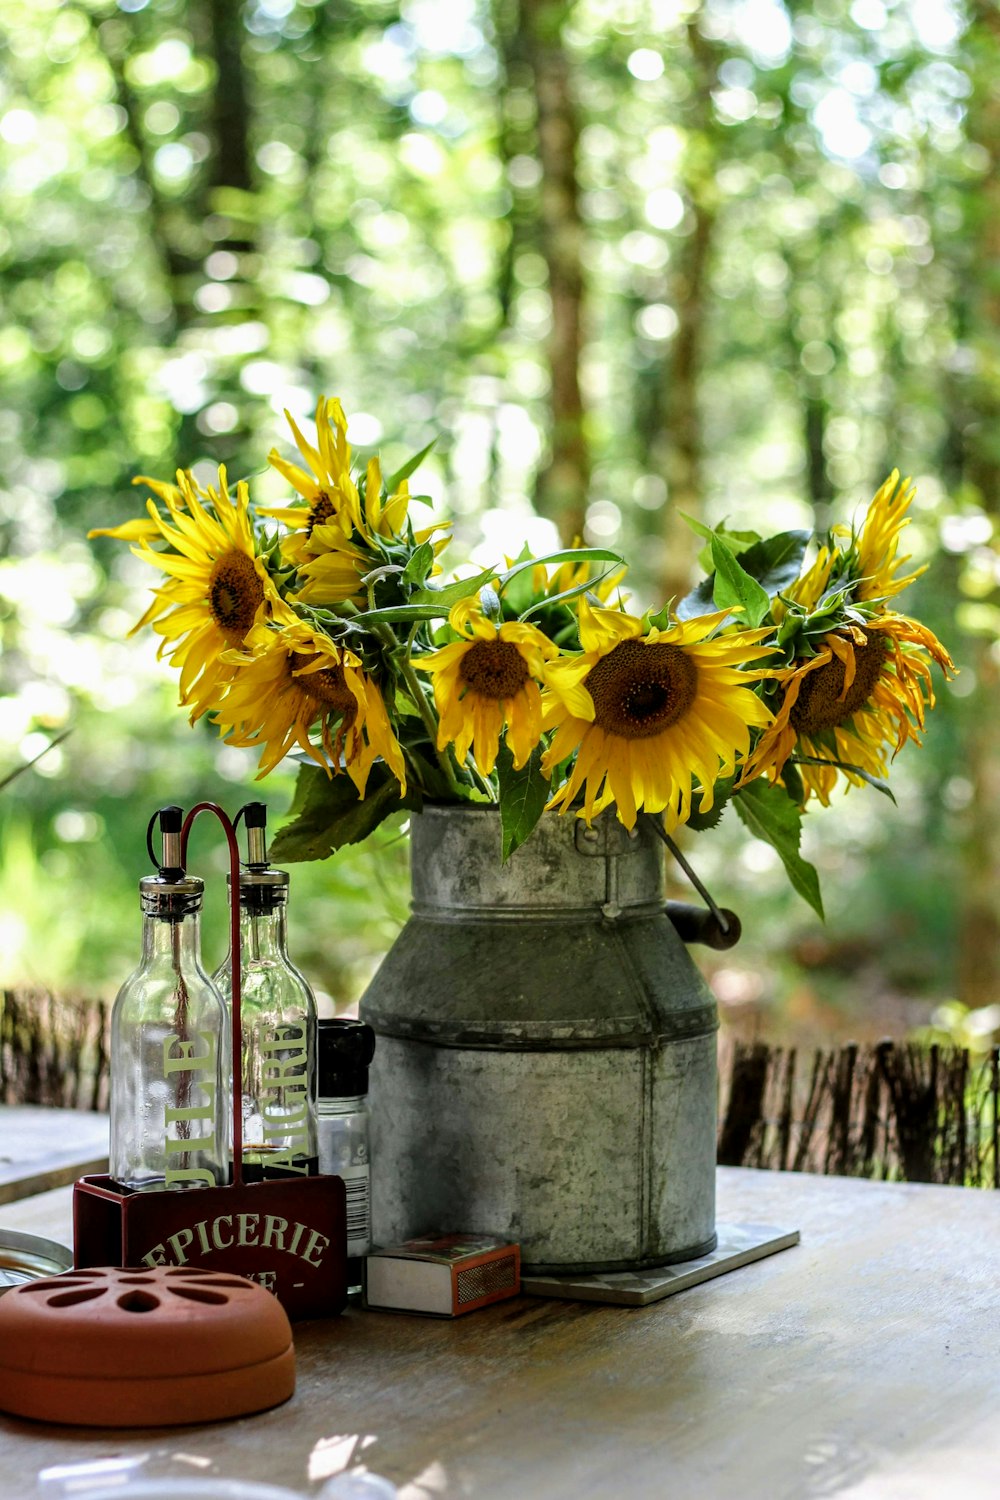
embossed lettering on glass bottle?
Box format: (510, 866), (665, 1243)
(110, 806), (228, 1192)
(213, 801), (318, 1180)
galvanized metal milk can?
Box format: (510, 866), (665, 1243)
(360, 805), (719, 1273)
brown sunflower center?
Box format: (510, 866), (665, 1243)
(459, 639), (530, 699)
(585, 639), (698, 740)
(209, 551), (264, 643)
(291, 653), (357, 720)
(789, 631), (889, 735)
(307, 490), (336, 538)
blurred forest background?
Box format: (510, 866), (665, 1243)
(1, 0), (998, 1051)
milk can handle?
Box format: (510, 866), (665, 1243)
(664, 901), (742, 950)
(643, 814), (742, 950)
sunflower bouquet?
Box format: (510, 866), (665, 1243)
(91, 398), (954, 916)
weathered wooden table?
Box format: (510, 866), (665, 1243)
(0, 1166), (997, 1500)
(0, 1106), (108, 1206)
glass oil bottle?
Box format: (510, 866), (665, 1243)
(213, 801), (318, 1180)
(109, 805), (229, 1191)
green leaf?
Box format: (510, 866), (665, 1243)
(410, 566), (497, 610)
(779, 758), (804, 806)
(733, 530), (811, 598)
(386, 439), (436, 494)
(496, 742), (550, 862)
(733, 779), (824, 918)
(497, 543), (537, 615)
(685, 776), (734, 833)
(269, 763), (414, 862)
(776, 609), (805, 648)
(499, 547), (623, 589)
(813, 581), (853, 617)
(711, 536), (772, 627)
(675, 576), (717, 621)
(519, 567), (618, 622)
(680, 515), (760, 574)
(343, 603), (448, 626)
(678, 527), (805, 622)
(402, 540), (435, 587)
(685, 797), (727, 833)
(680, 513), (759, 551)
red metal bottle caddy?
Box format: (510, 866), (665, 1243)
(74, 802), (347, 1320)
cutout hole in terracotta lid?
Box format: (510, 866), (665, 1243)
(48, 1288), (105, 1308)
(21, 1280), (90, 1294)
(168, 1286), (228, 1306)
(117, 1291), (160, 1313)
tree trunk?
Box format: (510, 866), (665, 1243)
(952, 1), (1000, 1006)
(91, 13), (202, 335)
(493, 0), (533, 513)
(519, 0), (589, 542)
(206, 0), (254, 204)
(645, 20), (717, 603)
(201, 0), (257, 460)
(655, 193), (714, 601)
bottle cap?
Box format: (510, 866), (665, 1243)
(317, 1019), (376, 1098)
(145, 804), (188, 887)
(232, 801), (288, 909)
(228, 868), (290, 907)
(139, 872), (204, 919)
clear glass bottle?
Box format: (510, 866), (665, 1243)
(213, 802), (318, 1180)
(110, 806), (229, 1192)
(317, 1017), (376, 1291)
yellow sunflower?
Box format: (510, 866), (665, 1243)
(218, 619), (406, 795)
(541, 599), (773, 830)
(89, 467), (283, 724)
(414, 596), (558, 776)
(737, 613), (954, 806)
(530, 539), (628, 606)
(262, 397), (439, 606)
(852, 469), (925, 602)
(260, 397), (370, 603)
(88, 474), (188, 545)
(264, 397), (356, 542)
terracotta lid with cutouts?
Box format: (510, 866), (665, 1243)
(0, 1265), (295, 1427)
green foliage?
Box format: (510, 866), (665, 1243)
(710, 535), (772, 628)
(737, 532), (812, 600)
(685, 779), (733, 834)
(496, 744), (550, 862)
(679, 529), (810, 623)
(270, 764), (416, 863)
(733, 780), (825, 920)
(401, 541), (435, 588)
(407, 570), (498, 611)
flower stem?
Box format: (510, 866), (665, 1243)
(465, 756), (497, 801)
(369, 620), (465, 799)
(401, 657), (466, 798)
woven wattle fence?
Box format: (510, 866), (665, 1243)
(0, 987), (108, 1112)
(2, 987), (997, 1187)
(718, 1036), (1000, 1188)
